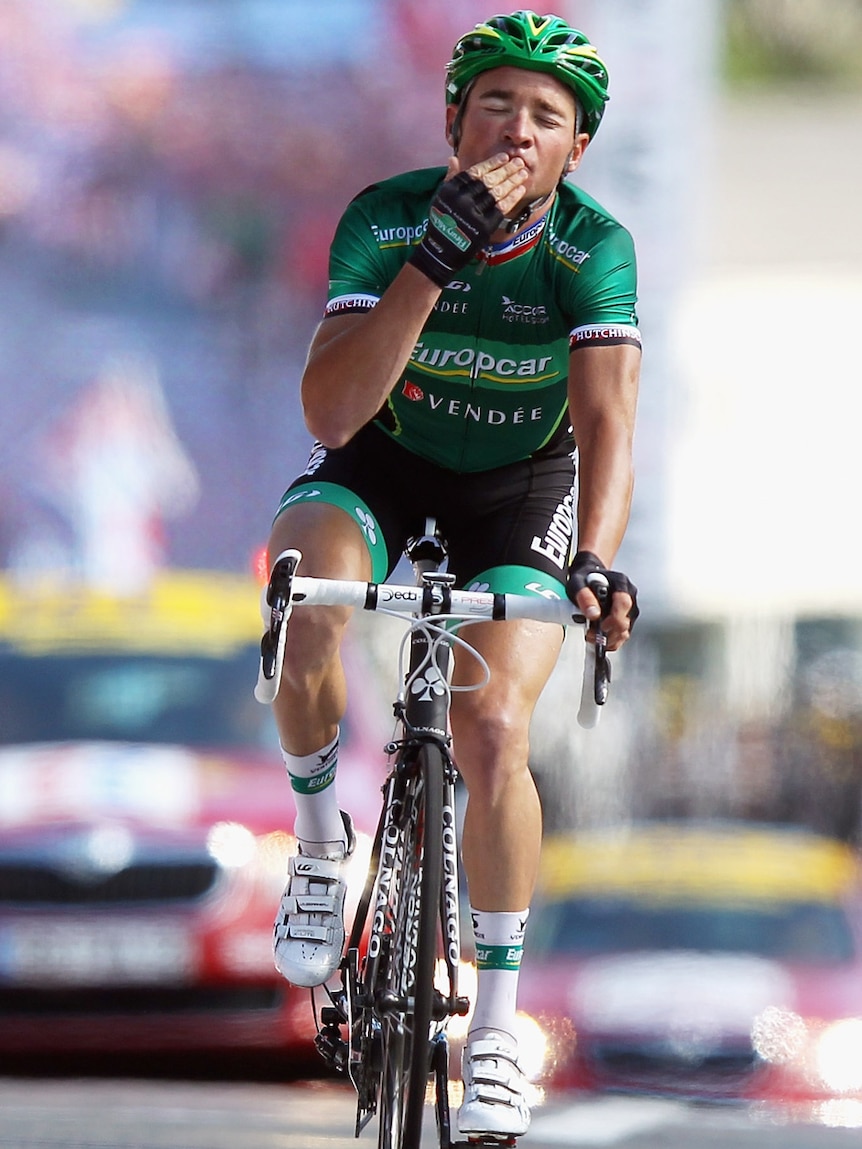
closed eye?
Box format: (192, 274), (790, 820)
(479, 99), (512, 115)
(477, 92), (568, 130)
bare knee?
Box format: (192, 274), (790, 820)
(264, 501), (370, 693)
(450, 695), (531, 801)
(279, 605), (349, 693)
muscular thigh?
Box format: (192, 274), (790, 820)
(449, 616), (563, 780)
(452, 616), (562, 701)
(265, 501), (371, 680)
(269, 500), (372, 581)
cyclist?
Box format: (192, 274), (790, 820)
(264, 10), (640, 1139)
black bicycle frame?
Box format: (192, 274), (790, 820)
(398, 583), (465, 1016)
(332, 543), (468, 1138)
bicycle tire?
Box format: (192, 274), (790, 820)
(377, 742), (445, 1149)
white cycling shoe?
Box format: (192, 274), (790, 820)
(458, 1035), (532, 1139)
(273, 813), (355, 988)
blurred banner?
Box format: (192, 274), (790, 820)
(33, 357), (200, 592)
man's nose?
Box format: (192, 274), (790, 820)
(502, 109), (533, 147)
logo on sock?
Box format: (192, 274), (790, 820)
(289, 739), (339, 795)
(475, 943), (524, 971)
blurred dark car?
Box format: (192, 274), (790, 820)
(0, 570), (386, 1069)
(517, 821), (862, 1105)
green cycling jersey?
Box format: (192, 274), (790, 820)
(326, 166), (640, 473)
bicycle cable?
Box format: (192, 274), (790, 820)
(383, 611), (493, 709)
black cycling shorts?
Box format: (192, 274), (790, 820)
(275, 423), (576, 598)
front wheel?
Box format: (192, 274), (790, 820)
(377, 742), (445, 1149)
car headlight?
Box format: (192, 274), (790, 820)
(512, 1011), (550, 1087)
(752, 1007), (862, 1096)
(751, 1006), (808, 1065)
(206, 821), (258, 869)
(811, 1099), (862, 1128)
(814, 1019), (862, 1094)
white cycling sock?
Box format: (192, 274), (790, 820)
(469, 907), (530, 1047)
(282, 732), (346, 857)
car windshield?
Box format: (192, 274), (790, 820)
(0, 646), (276, 751)
(530, 896), (857, 965)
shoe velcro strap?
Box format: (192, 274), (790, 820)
(285, 922), (333, 943)
(470, 1068), (521, 1088)
(467, 1040), (520, 1068)
(283, 894), (339, 915)
(466, 1042), (523, 1095)
(273, 921), (333, 944)
(290, 855), (343, 880)
(469, 1074), (522, 1100)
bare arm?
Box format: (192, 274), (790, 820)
(301, 265), (442, 447)
(568, 341), (641, 647)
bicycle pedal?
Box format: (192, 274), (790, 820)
(314, 1024), (348, 1074)
(452, 1138), (517, 1148)
(314, 1029), (349, 1070)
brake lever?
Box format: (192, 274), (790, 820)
(586, 572), (611, 706)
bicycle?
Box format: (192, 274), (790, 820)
(255, 520), (611, 1149)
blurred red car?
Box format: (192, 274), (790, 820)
(0, 570), (387, 1069)
(516, 821), (862, 1107)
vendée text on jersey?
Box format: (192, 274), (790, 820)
(400, 379), (551, 427)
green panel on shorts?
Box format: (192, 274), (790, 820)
(274, 481), (390, 583)
(462, 565), (568, 600)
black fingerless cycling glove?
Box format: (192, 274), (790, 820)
(567, 550), (641, 628)
(409, 172), (504, 288)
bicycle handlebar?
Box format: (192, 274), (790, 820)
(290, 574), (586, 624)
(255, 550), (611, 727)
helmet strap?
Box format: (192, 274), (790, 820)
(449, 80), (475, 154)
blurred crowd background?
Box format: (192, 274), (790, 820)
(2, 0), (862, 839)
(0, 0), (499, 580)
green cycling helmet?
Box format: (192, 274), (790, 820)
(446, 10), (609, 139)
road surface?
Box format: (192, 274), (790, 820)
(3, 1078), (862, 1148)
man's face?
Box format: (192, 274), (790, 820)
(447, 65), (589, 205)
